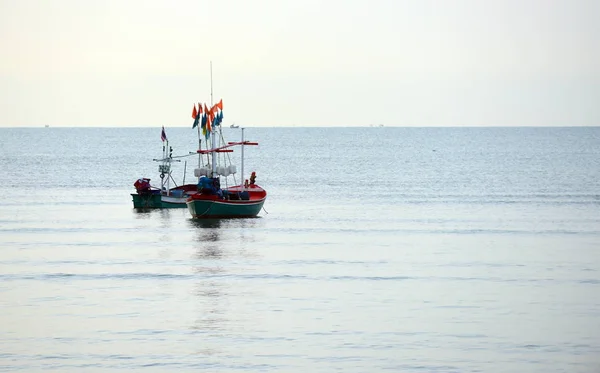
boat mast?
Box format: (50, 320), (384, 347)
(241, 128), (245, 190)
(210, 61), (214, 110)
(210, 61), (217, 178)
(197, 118), (202, 172)
(164, 139), (170, 195)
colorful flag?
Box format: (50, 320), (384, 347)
(207, 109), (213, 133)
(198, 103), (203, 114)
(216, 99), (223, 111)
(192, 105), (200, 128)
(161, 126), (167, 142)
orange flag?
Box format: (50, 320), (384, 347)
(216, 99), (223, 111)
(198, 103), (203, 114)
(191, 104), (197, 119)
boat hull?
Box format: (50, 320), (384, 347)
(186, 198), (265, 218)
(131, 193), (163, 208)
(131, 183), (198, 209)
(186, 185), (267, 218)
(131, 193), (188, 208)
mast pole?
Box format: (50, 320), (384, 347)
(241, 128), (245, 190)
(165, 140), (170, 195)
(210, 61), (216, 177)
(197, 122), (202, 169)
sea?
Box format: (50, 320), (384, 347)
(0, 126), (599, 372)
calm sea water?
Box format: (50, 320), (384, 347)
(1, 126), (599, 372)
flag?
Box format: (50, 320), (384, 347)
(192, 105), (198, 128)
(161, 126), (167, 142)
(215, 99), (223, 111)
(198, 103), (203, 114)
(192, 105), (200, 129)
(210, 103), (219, 115)
(201, 113), (207, 129)
(214, 110), (222, 127)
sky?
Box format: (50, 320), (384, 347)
(0, 0), (598, 127)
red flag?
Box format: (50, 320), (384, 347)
(216, 99), (223, 111)
(207, 110), (213, 132)
(198, 103), (203, 114)
(191, 104), (197, 119)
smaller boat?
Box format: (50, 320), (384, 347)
(230, 123), (239, 128)
(131, 127), (198, 208)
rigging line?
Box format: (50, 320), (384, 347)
(218, 127), (238, 185)
(169, 173), (178, 188)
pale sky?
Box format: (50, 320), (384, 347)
(1, 0), (598, 127)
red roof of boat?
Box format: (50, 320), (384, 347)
(197, 141), (258, 154)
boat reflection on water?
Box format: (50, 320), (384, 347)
(191, 219), (223, 258)
(132, 206), (174, 219)
(188, 217), (264, 341)
(189, 218), (228, 337)
(190, 218), (223, 231)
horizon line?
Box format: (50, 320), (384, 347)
(2, 125), (599, 129)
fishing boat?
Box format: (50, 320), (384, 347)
(185, 64), (266, 218)
(186, 127), (267, 218)
(131, 127), (198, 208)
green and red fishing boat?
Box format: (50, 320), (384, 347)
(186, 126), (267, 219)
(186, 62), (266, 218)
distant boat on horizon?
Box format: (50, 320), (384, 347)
(44, 125), (49, 128)
(230, 123), (239, 128)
